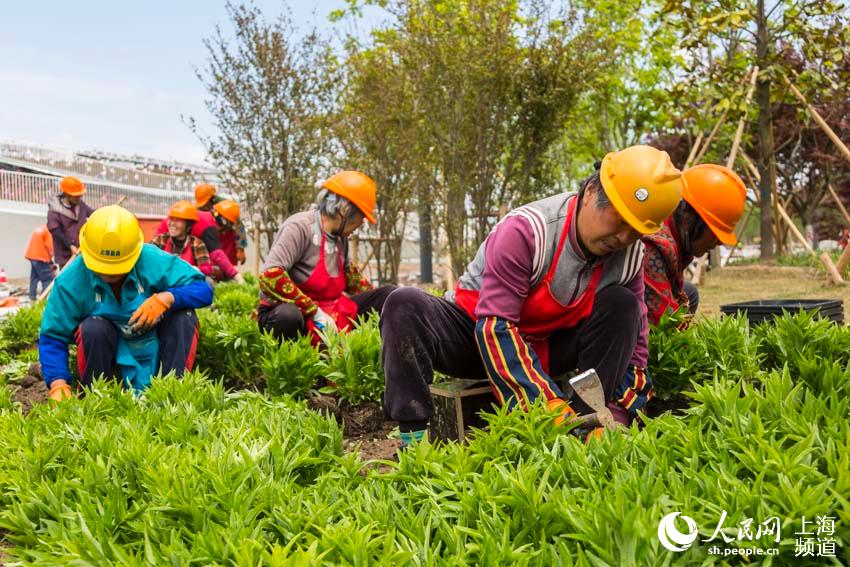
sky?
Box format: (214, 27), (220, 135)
(0, 1), (385, 165)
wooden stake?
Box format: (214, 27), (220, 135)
(684, 132), (704, 169)
(692, 108), (729, 165)
(837, 244), (850, 275)
(784, 74), (850, 167)
(726, 67), (759, 170)
(252, 224), (261, 277)
(828, 184), (850, 227)
(775, 197), (844, 284)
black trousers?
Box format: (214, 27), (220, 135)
(75, 309), (199, 387)
(257, 285), (397, 341)
(381, 286), (641, 424)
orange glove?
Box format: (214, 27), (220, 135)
(49, 380), (73, 402)
(129, 292), (174, 332)
(547, 397), (576, 427)
(585, 427), (605, 443)
(236, 248), (247, 265)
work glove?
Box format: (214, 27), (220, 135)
(49, 379), (73, 402)
(546, 397), (576, 427)
(129, 292), (174, 333)
(233, 272), (246, 285)
(312, 307), (338, 332)
(236, 248), (247, 265)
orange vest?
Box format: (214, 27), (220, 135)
(25, 225), (53, 263)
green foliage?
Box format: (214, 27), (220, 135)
(319, 315), (384, 405)
(262, 334), (323, 399)
(0, 302), (44, 351)
(196, 310), (273, 385)
(0, 372), (343, 564)
(213, 284), (259, 316)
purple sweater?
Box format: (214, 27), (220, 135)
(454, 198), (649, 368)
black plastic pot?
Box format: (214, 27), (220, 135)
(719, 299), (844, 325)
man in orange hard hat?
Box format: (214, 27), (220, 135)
(381, 146), (684, 445)
(257, 171), (395, 346)
(211, 200), (241, 268)
(195, 183), (248, 265)
(614, 163), (748, 422)
(47, 176), (94, 268)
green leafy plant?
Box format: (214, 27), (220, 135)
(196, 310), (271, 385)
(319, 315), (384, 405)
(261, 334), (323, 398)
(0, 302), (44, 352)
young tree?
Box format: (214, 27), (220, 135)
(187, 2), (335, 244)
(660, 0), (847, 258)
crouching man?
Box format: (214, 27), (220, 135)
(380, 146), (684, 445)
(39, 205), (213, 399)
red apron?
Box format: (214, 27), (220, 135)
(163, 237), (197, 266)
(299, 230), (358, 346)
(455, 196), (603, 373)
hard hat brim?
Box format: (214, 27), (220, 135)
(194, 197), (211, 208)
(708, 224), (738, 246)
(598, 174), (659, 235)
(81, 229), (144, 275)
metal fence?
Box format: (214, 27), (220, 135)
(0, 141), (210, 191)
(0, 171), (192, 216)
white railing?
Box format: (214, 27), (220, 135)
(0, 171), (192, 216)
(0, 141), (214, 191)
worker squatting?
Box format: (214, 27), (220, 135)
(38, 147), (747, 444)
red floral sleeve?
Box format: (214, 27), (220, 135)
(259, 266), (318, 316)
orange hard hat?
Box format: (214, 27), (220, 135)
(60, 176), (86, 197)
(194, 183), (216, 207)
(322, 171), (377, 224)
(682, 164), (747, 245)
(213, 200), (241, 224)
(168, 200), (199, 222)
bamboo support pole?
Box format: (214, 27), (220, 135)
(692, 108), (730, 165)
(726, 67), (760, 170)
(774, 197), (844, 285)
(784, 74), (850, 167)
(828, 184), (850, 227)
(837, 243), (850, 275)
(684, 132), (704, 169)
(252, 225), (261, 277)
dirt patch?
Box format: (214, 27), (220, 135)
(644, 394), (692, 419)
(307, 395), (386, 436)
(10, 364), (50, 415)
(344, 422), (401, 465)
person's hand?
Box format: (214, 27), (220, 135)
(70, 245), (79, 255)
(129, 292), (174, 332)
(49, 379), (73, 402)
(236, 248), (247, 265)
(546, 397), (576, 427)
(312, 307), (338, 331)
(233, 272), (246, 284)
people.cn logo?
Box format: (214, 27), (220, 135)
(658, 512), (699, 552)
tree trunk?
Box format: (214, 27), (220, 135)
(419, 205), (433, 283)
(756, 0), (776, 260)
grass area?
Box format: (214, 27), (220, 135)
(698, 264), (850, 318)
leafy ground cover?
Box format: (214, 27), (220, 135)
(0, 277), (848, 564)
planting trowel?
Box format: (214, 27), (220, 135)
(569, 368), (617, 430)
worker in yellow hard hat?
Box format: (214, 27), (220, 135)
(47, 176), (94, 267)
(38, 205), (214, 400)
(613, 164), (748, 424)
(257, 171), (395, 346)
(195, 183), (248, 265)
(380, 145), (684, 446)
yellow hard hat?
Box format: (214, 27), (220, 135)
(598, 145), (684, 234)
(79, 205), (144, 275)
